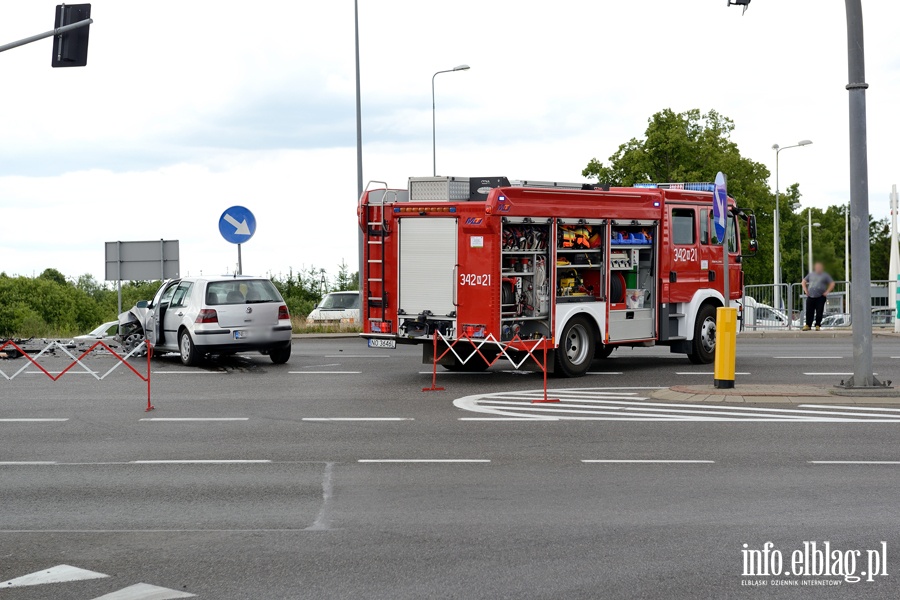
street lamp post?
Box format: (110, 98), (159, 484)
(354, 0), (365, 317)
(800, 222), (820, 277)
(432, 64), (470, 177)
(772, 140), (812, 307)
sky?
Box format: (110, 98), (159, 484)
(1, 1), (898, 283)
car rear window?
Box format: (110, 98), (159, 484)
(320, 293), (360, 309)
(205, 280), (283, 305)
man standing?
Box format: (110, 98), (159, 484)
(801, 262), (835, 331)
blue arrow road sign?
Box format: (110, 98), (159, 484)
(713, 172), (728, 244)
(219, 206), (256, 244)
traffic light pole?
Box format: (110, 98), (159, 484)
(0, 18), (91, 54)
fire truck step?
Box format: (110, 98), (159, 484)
(367, 240), (383, 245)
(667, 336), (687, 341)
(670, 313), (685, 318)
(367, 259), (383, 263)
(369, 278), (383, 282)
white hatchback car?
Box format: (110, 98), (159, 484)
(118, 276), (293, 365)
(306, 291), (361, 325)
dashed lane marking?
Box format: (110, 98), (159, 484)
(358, 459), (490, 464)
(773, 356), (843, 359)
(302, 418), (414, 422)
(454, 388), (900, 422)
(0, 418), (68, 422)
(809, 461), (900, 465)
(289, 371), (361, 374)
(675, 372), (750, 375)
(130, 460), (271, 464)
(325, 355), (392, 358)
(0, 564), (108, 588)
(139, 418), (249, 422)
(581, 459), (714, 464)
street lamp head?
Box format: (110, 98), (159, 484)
(812, 222), (821, 227)
(453, 64), (470, 71)
(798, 139), (813, 146)
(791, 202), (802, 210)
(772, 143), (780, 151)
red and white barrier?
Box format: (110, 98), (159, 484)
(423, 331), (558, 403)
(0, 339), (155, 411)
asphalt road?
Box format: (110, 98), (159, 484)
(1, 337), (899, 599)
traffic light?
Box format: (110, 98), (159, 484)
(51, 4), (91, 67)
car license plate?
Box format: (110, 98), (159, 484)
(367, 338), (395, 349)
(234, 330), (248, 340)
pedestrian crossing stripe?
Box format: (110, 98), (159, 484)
(91, 582), (196, 599)
(453, 388), (900, 422)
(0, 564), (108, 588)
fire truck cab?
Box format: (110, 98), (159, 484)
(359, 177), (757, 377)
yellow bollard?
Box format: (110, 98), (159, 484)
(714, 307), (738, 389)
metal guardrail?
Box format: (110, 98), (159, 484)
(741, 281), (896, 331)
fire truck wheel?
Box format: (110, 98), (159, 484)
(688, 304), (717, 364)
(555, 316), (596, 377)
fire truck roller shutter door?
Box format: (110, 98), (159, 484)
(399, 218), (458, 318)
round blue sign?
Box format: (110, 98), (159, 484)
(218, 206), (256, 244)
(713, 172), (728, 244)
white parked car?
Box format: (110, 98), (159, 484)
(739, 297), (791, 330)
(118, 276), (293, 365)
(306, 291), (360, 325)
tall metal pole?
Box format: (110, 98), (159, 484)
(844, 204), (850, 282)
(889, 184), (899, 333)
(807, 207), (814, 273)
(800, 225), (806, 279)
(354, 0), (364, 306)
(844, 0), (876, 387)
(432, 73), (437, 176)
(773, 150), (781, 305)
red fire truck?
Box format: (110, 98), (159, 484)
(358, 177), (758, 377)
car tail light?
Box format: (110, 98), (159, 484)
(195, 309), (218, 324)
(278, 305), (290, 320)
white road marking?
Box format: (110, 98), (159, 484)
(302, 418), (414, 421)
(0, 461), (57, 465)
(773, 356), (843, 359)
(326, 355), (391, 358)
(129, 460), (271, 464)
(25, 371), (97, 375)
(587, 371), (624, 375)
(289, 371), (361, 374)
(418, 371), (493, 375)
(454, 388), (900, 422)
(0, 564), (108, 588)
(809, 461), (900, 465)
(90, 582), (196, 599)
(581, 459), (714, 464)
(139, 418), (249, 422)
(0, 418), (68, 422)
(305, 462), (334, 532)
(458, 417), (559, 421)
(301, 364), (341, 368)
(675, 372), (750, 375)
(799, 404), (900, 413)
(358, 459), (490, 463)
(803, 372), (878, 376)
(148, 371), (215, 375)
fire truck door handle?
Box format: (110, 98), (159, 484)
(669, 271), (677, 283)
(452, 264), (459, 307)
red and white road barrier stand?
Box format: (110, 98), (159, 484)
(0, 339), (155, 411)
(423, 330), (559, 403)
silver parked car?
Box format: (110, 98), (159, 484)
(117, 276), (293, 365)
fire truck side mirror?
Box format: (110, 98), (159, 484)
(748, 214), (758, 241)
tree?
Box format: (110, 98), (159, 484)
(583, 108), (776, 285)
(333, 260), (359, 292)
(39, 268), (68, 287)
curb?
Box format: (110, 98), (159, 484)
(738, 330), (900, 339)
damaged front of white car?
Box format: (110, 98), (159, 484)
(116, 300), (151, 355)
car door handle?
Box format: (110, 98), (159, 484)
(176, 312), (184, 317)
